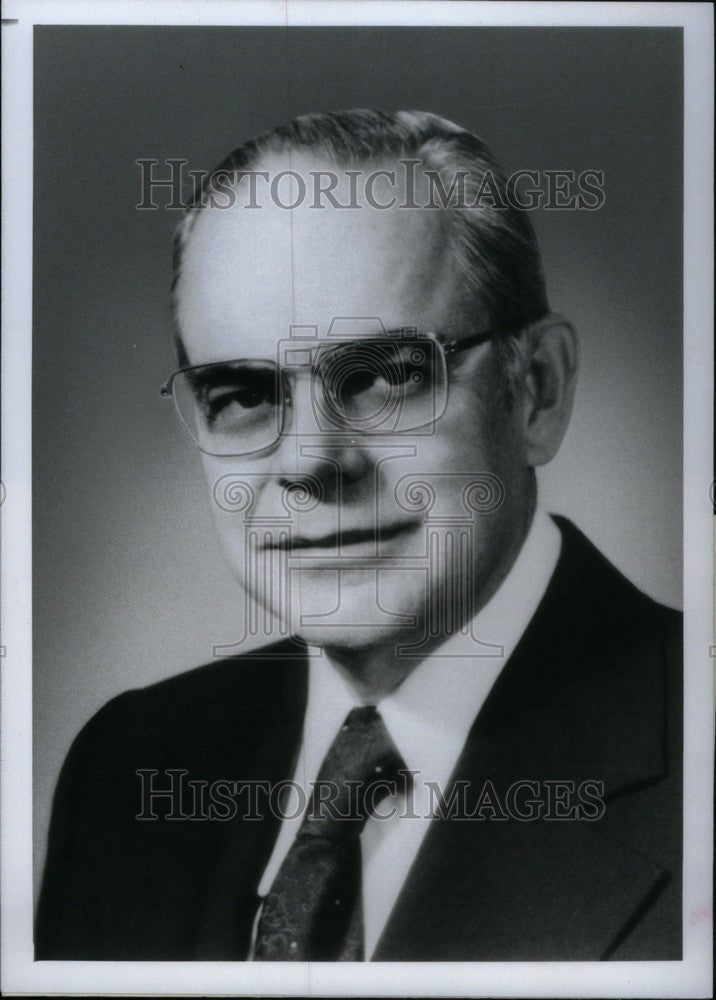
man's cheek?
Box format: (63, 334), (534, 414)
(211, 514), (249, 585)
(202, 462), (265, 584)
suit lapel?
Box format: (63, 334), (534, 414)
(374, 519), (674, 960)
(373, 793), (668, 960)
(193, 640), (309, 959)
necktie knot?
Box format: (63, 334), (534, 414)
(301, 706), (406, 838)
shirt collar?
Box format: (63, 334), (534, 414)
(304, 508), (562, 786)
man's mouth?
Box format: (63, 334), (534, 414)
(262, 520), (416, 553)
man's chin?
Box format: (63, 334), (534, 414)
(245, 568), (424, 653)
(293, 621), (414, 656)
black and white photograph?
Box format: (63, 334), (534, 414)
(1, 1), (713, 996)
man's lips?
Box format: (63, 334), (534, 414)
(262, 520), (417, 552)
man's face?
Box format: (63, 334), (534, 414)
(175, 154), (532, 654)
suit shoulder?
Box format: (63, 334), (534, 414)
(69, 637), (308, 760)
(131, 635), (307, 703)
(551, 515), (682, 632)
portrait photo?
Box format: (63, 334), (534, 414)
(1, 2), (712, 997)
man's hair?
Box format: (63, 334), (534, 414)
(172, 109), (549, 401)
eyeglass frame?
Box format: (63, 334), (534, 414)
(160, 327), (501, 457)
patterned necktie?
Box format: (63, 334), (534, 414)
(253, 705), (405, 961)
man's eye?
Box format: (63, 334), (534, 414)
(201, 375), (277, 423)
(327, 344), (433, 403)
(336, 369), (380, 398)
(213, 386), (270, 410)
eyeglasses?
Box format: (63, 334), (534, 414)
(160, 328), (497, 457)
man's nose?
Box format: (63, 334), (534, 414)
(283, 369), (343, 437)
(276, 374), (372, 501)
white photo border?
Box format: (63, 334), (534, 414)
(1, 1), (713, 996)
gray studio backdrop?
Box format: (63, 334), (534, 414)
(33, 26), (683, 892)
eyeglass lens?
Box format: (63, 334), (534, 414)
(171, 338), (448, 456)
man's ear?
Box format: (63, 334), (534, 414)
(518, 314), (579, 467)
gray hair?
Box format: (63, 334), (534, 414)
(172, 109), (549, 402)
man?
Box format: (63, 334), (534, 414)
(36, 110), (682, 961)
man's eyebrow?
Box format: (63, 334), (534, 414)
(185, 359), (275, 383)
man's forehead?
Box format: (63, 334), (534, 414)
(193, 150), (444, 256)
(176, 151), (462, 361)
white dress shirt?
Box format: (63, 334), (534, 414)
(254, 508), (561, 959)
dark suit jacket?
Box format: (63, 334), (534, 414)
(36, 517), (682, 960)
